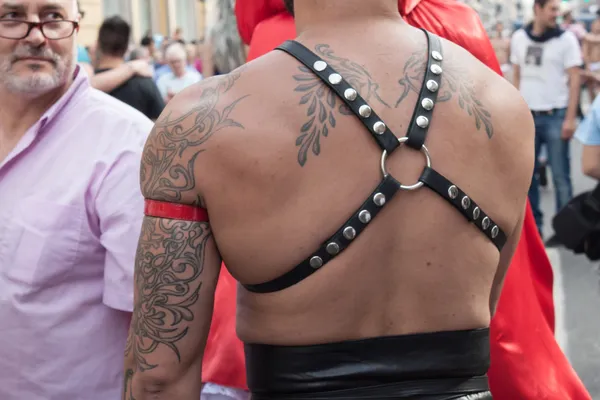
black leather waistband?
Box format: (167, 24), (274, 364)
(245, 328), (491, 399)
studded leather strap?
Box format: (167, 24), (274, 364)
(244, 31), (506, 294)
(277, 40), (401, 155)
(419, 167), (507, 251)
(405, 30), (444, 151)
(243, 175), (402, 293)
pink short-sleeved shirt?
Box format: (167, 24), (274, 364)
(0, 68), (153, 399)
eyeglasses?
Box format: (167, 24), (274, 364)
(0, 20), (79, 40)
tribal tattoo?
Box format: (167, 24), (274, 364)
(293, 44), (389, 167)
(141, 68), (249, 204)
(124, 69), (246, 399)
(123, 218), (212, 399)
(396, 50), (494, 138)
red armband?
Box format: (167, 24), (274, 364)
(144, 199), (209, 222)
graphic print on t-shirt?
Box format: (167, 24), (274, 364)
(525, 45), (544, 66)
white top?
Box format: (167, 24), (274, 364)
(157, 70), (202, 100)
(510, 29), (582, 111)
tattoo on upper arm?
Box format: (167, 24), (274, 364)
(293, 44), (389, 166)
(141, 69), (249, 204)
(123, 218), (212, 399)
(396, 51), (494, 138)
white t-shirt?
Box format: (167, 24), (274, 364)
(510, 29), (582, 111)
(157, 70), (202, 100)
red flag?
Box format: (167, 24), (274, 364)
(202, 1), (592, 398)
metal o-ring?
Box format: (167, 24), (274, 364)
(380, 137), (432, 191)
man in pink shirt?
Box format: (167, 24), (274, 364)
(0, 1), (152, 399)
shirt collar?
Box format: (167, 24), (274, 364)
(37, 65), (90, 132)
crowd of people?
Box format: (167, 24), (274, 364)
(490, 0), (600, 243)
(0, 0), (596, 400)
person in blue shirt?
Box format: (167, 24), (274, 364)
(575, 96), (600, 180)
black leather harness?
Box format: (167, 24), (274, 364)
(244, 30), (507, 294)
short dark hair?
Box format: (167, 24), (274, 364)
(98, 16), (131, 58)
(534, 0), (550, 8)
(140, 36), (154, 47)
(283, 0), (294, 16)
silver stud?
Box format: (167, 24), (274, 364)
(491, 226), (499, 239)
(448, 185), (458, 199)
(416, 116), (429, 128)
(326, 242), (340, 255)
(328, 73), (342, 85)
(461, 196), (471, 210)
(359, 105), (372, 118)
(373, 193), (386, 207)
(344, 88), (357, 101)
(482, 217), (490, 230)
(343, 226), (356, 240)
(358, 210), (371, 224)
(373, 121), (386, 135)
(472, 207), (481, 220)
(432, 50), (443, 61)
(313, 60), (327, 71)
(430, 64), (442, 75)
(310, 256), (323, 269)
(426, 80), (439, 92)
(421, 98), (434, 111)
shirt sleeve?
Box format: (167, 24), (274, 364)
(510, 31), (522, 66)
(575, 96), (600, 145)
(563, 31), (583, 70)
(95, 127), (149, 312)
(146, 81), (166, 120)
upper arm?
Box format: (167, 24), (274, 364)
(129, 216), (221, 391)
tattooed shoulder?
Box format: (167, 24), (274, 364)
(292, 44), (389, 167)
(396, 50), (494, 139)
(140, 67), (250, 204)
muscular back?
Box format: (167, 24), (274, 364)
(141, 23), (534, 347)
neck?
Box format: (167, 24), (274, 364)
(96, 55), (125, 70)
(532, 20), (548, 36)
(0, 77), (73, 144)
(294, 0), (401, 35)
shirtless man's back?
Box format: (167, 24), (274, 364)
(124, 1), (534, 399)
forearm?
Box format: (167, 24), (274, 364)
(566, 71), (581, 120)
(91, 64), (135, 93)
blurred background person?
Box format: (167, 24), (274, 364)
(576, 94), (600, 180)
(204, 0), (246, 77)
(157, 42), (202, 103)
(511, 0), (581, 237)
(562, 9), (587, 42)
(94, 16), (164, 120)
(490, 21), (511, 77)
(582, 15), (600, 101)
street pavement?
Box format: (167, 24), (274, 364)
(540, 137), (600, 399)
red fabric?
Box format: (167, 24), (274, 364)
(144, 199), (209, 222)
(202, 1), (592, 399)
(202, 266), (247, 390)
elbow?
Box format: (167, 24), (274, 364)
(582, 159), (600, 180)
(131, 365), (201, 399)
